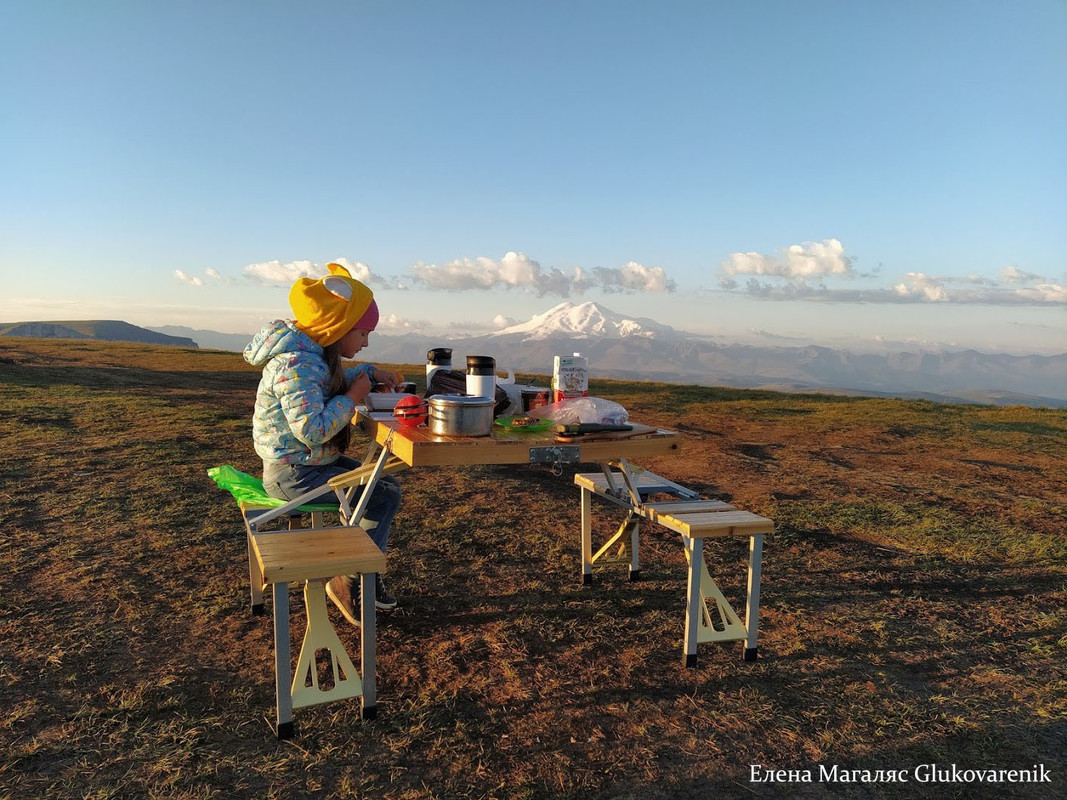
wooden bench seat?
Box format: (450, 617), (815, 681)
(645, 506), (774, 538)
(241, 506), (385, 739)
(252, 526), (385, 584)
(575, 464), (771, 667)
(574, 470), (699, 500)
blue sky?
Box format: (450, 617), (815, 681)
(2, 1), (1064, 353)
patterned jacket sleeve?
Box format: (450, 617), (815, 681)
(344, 363), (377, 383)
(273, 356), (356, 446)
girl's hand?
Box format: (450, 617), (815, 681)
(345, 371), (372, 403)
(372, 369), (404, 391)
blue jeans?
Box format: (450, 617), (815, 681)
(262, 455), (401, 554)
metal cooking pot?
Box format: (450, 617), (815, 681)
(427, 394), (495, 437)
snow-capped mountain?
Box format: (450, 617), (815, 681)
(495, 301), (682, 340)
(162, 301), (1067, 408)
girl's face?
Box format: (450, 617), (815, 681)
(338, 327), (370, 359)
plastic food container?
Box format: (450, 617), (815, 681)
(427, 395), (495, 437)
(366, 392), (415, 411)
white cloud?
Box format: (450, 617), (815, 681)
(444, 319), (503, 333)
(377, 313), (428, 332)
(585, 261), (676, 293)
(328, 257), (377, 285)
(410, 251), (675, 297)
(174, 269), (203, 286)
(894, 272), (948, 302)
(732, 274), (1066, 305)
(177, 253), (674, 297)
(722, 238), (854, 279)
(889, 273), (1065, 304)
(204, 266), (238, 287)
(411, 251), (572, 296)
(1002, 266), (1046, 284)
(748, 328), (805, 341)
(410, 254), (507, 291)
(715, 241), (1064, 306)
(241, 258), (390, 289)
(242, 260), (320, 285)
(948, 274), (998, 287)
(1022, 283), (1067, 303)
(440, 314), (521, 333)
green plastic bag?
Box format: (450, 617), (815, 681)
(207, 465), (338, 511)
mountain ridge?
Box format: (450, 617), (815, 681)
(17, 302), (1059, 408)
(401, 302), (1067, 408)
(0, 320), (197, 348)
(479, 303), (1066, 404)
(148, 325), (252, 352)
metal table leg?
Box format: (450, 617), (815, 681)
(338, 438), (395, 526)
(580, 485), (593, 584)
(744, 533), (763, 662)
(249, 528), (265, 616)
(273, 581), (294, 739)
(683, 536), (702, 668)
(360, 572), (377, 719)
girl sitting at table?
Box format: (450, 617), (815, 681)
(244, 262), (403, 621)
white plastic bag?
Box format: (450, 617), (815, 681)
(528, 397), (629, 426)
(494, 370), (524, 416)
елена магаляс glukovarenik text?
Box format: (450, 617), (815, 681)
(750, 763), (1052, 785)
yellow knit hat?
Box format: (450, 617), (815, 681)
(289, 263), (376, 347)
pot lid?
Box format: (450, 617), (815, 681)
(428, 394), (495, 407)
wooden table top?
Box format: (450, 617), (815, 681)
(356, 410), (681, 468)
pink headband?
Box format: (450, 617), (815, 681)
(353, 299), (379, 332)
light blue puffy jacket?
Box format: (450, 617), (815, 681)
(244, 319), (375, 466)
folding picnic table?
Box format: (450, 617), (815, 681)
(245, 411), (680, 525)
(243, 408), (765, 734)
(349, 410), (679, 470)
(338, 411), (768, 667)
(239, 409), (680, 728)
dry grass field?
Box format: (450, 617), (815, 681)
(1, 338), (1064, 799)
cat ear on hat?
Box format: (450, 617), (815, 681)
(322, 276), (354, 301)
(327, 262), (352, 278)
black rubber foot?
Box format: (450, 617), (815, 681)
(582, 573), (593, 585)
(628, 569), (641, 582)
(744, 647), (758, 662)
(684, 653), (697, 668)
(277, 721), (295, 740)
(251, 604), (265, 617)
(362, 704), (377, 720)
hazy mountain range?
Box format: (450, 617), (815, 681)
(156, 303), (1067, 408)
(1, 320), (197, 348)
(150, 325), (251, 352)
(4, 306), (1063, 407)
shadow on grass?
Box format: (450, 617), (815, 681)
(9, 410), (78, 430)
(1, 362), (261, 392)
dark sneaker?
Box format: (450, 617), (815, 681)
(326, 576), (359, 626)
(375, 574), (397, 610)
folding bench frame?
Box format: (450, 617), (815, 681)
(576, 459), (770, 666)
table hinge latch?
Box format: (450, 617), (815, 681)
(529, 445), (580, 464)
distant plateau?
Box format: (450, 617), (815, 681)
(2, 309), (1064, 409)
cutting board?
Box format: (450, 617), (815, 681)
(556, 423), (660, 442)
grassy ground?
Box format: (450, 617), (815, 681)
(0, 338), (1063, 799)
